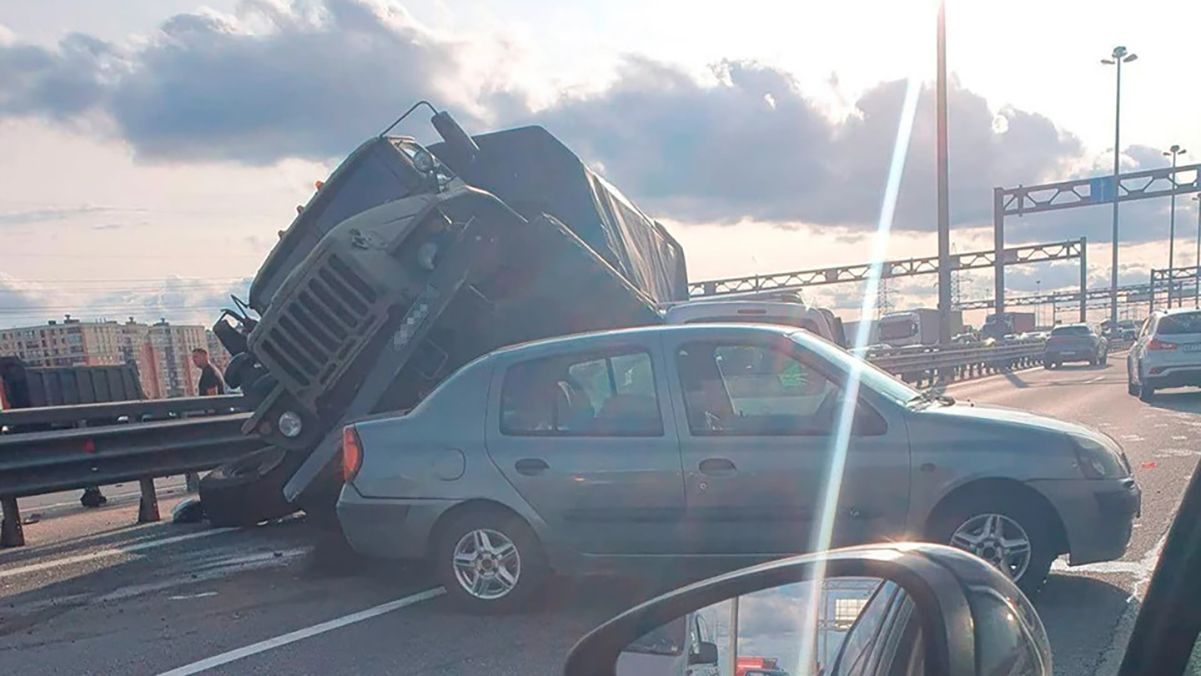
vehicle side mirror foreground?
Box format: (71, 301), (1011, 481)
(563, 543), (1051, 676)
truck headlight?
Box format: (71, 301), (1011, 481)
(278, 411), (303, 439)
(1073, 436), (1127, 479)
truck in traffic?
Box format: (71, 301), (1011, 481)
(201, 107), (688, 524)
(876, 308), (962, 347)
(982, 311), (1036, 340)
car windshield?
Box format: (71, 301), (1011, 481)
(0, 2), (1190, 675)
(791, 331), (918, 407)
(1157, 313), (1201, 335)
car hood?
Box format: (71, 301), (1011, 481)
(920, 401), (1114, 446)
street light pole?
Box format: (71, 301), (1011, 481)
(1194, 194), (1201, 308)
(1164, 144), (1187, 308)
(1035, 280), (1041, 327)
(1101, 46), (1137, 325)
(936, 0), (952, 345)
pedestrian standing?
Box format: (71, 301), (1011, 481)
(185, 348), (225, 491)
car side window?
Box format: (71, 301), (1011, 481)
(677, 341), (883, 436)
(500, 350), (663, 437)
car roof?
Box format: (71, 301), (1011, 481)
(484, 323), (800, 361)
(1156, 307), (1201, 317)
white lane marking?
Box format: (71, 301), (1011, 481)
(97, 548), (310, 602)
(1088, 375), (1106, 383)
(1155, 448), (1199, 459)
(0, 528), (235, 580)
(170, 592), (219, 601)
(157, 587), (446, 676)
(1093, 529), (1174, 673)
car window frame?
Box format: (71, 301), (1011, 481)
(497, 345), (666, 438)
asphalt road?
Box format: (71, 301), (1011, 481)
(1, 355), (1197, 675)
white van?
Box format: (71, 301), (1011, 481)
(663, 300), (846, 347)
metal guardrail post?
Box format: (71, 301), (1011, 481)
(1, 497), (25, 547)
(137, 478), (160, 523)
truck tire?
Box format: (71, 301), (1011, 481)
(200, 447), (303, 527)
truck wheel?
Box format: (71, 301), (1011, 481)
(200, 447), (302, 527)
(434, 508), (548, 614)
(928, 493), (1057, 598)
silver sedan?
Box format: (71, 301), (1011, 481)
(336, 324), (1140, 611)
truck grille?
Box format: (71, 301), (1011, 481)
(257, 253), (381, 404)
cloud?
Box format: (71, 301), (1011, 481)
(0, 0), (476, 164)
(0, 0), (1187, 250)
(0, 205), (141, 226)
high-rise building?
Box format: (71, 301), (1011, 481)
(0, 316), (123, 368)
(0, 316), (221, 399)
(205, 329), (233, 374)
(142, 320), (208, 398)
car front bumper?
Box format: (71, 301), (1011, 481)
(336, 484), (457, 560)
(1029, 477), (1141, 566)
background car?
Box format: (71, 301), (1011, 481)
(336, 324), (1139, 611)
(1128, 308), (1201, 401)
(1044, 324), (1107, 368)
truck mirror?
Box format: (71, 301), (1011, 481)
(431, 111), (480, 165)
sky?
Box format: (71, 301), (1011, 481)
(1, 0), (1199, 329)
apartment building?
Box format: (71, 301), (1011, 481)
(0, 316), (123, 368)
(0, 316), (224, 399)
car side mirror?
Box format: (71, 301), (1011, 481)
(689, 641), (718, 666)
(563, 543), (1052, 676)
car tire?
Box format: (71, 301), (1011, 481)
(199, 447), (303, 527)
(1043, 361), (1051, 370)
(1139, 382), (1156, 402)
(928, 493), (1057, 598)
(1127, 372), (1140, 396)
(434, 508), (548, 614)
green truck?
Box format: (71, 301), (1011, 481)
(202, 106), (688, 524)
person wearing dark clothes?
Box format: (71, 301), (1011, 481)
(193, 348), (225, 396)
(185, 348), (225, 491)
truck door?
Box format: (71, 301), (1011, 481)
(485, 339), (686, 555)
(663, 330), (911, 555)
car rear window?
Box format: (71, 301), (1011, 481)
(1051, 326), (1090, 336)
(1157, 313), (1201, 335)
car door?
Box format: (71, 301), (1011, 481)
(663, 329), (910, 555)
(484, 338), (686, 555)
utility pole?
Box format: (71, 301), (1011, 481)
(936, 0), (952, 345)
(1194, 194), (1201, 308)
(1165, 145), (1188, 308)
(1101, 46), (1137, 325)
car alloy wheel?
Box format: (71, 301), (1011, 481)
(452, 528), (522, 600)
(949, 513), (1032, 582)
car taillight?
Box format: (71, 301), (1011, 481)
(342, 426), (363, 482)
(1148, 339), (1177, 351)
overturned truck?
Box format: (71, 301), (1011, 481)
(204, 108), (688, 525)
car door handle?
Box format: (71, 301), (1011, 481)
(514, 458), (549, 476)
(699, 458), (737, 475)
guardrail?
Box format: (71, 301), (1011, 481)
(868, 339), (1047, 387)
(0, 396), (261, 547)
